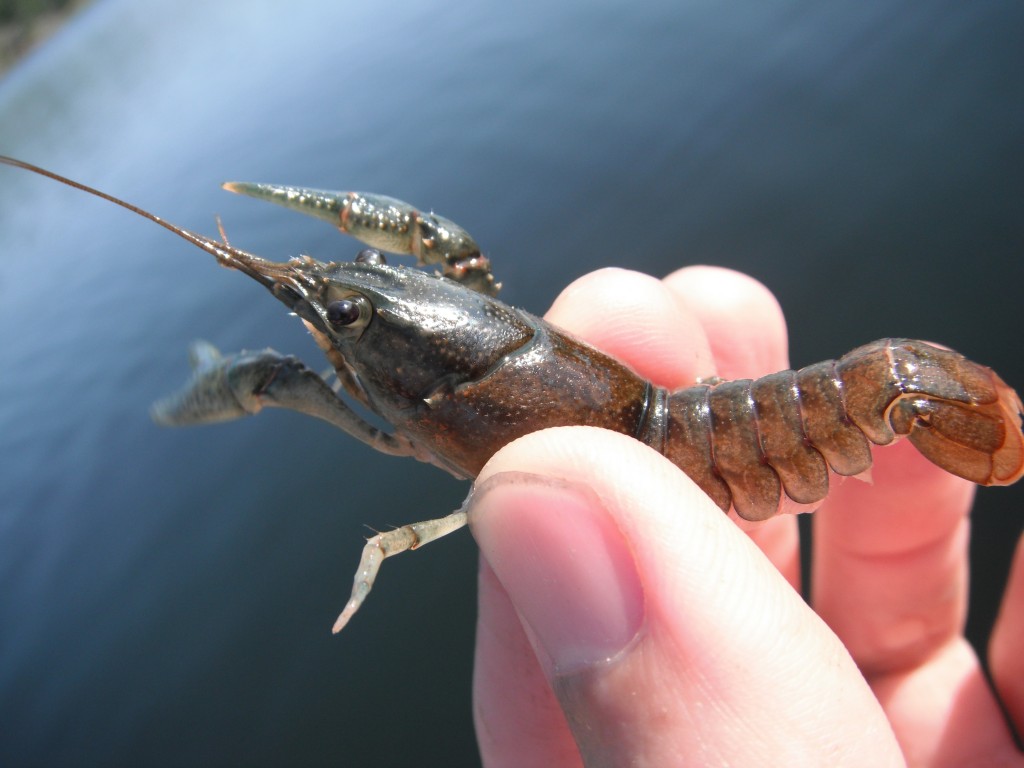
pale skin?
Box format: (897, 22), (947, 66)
(468, 265), (1024, 767)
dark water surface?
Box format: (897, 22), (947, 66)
(1, 0), (1022, 765)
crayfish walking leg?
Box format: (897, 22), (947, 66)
(333, 508), (469, 633)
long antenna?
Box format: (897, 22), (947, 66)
(0, 155), (278, 287)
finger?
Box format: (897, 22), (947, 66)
(810, 440), (1024, 758)
(869, 638), (1023, 766)
(664, 266), (800, 586)
(471, 428), (904, 767)
(990, 530), (1024, 737)
(472, 268), (714, 768)
(474, 558), (580, 766)
(663, 265), (788, 380)
(813, 441), (975, 673)
(549, 266), (798, 576)
(547, 265), (797, 580)
(544, 267), (715, 386)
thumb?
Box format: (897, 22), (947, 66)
(470, 426), (903, 767)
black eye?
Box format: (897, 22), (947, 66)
(355, 248), (385, 265)
(326, 299), (362, 326)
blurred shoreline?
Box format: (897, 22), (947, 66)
(0, 0), (91, 75)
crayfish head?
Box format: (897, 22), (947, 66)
(291, 252), (535, 414)
(157, 230), (534, 417)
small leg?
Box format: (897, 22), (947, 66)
(332, 507), (469, 634)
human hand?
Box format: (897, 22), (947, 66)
(468, 266), (1024, 767)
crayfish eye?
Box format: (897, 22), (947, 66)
(355, 248), (386, 265)
(325, 295), (371, 328)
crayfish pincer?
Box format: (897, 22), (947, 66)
(3, 155), (1022, 633)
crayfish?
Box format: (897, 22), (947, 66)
(3, 156), (1022, 633)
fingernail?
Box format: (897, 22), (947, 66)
(467, 472), (644, 676)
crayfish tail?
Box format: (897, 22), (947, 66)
(839, 339), (1024, 487)
(894, 371), (1024, 486)
(660, 338), (1024, 522)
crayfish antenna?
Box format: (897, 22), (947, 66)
(332, 508), (469, 634)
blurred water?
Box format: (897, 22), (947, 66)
(0, 0), (1021, 764)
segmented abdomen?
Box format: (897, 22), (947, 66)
(651, 338), (1024, 521)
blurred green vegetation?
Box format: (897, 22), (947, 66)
(0, 0), (87, 74)
(0, 0), (73, 24)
